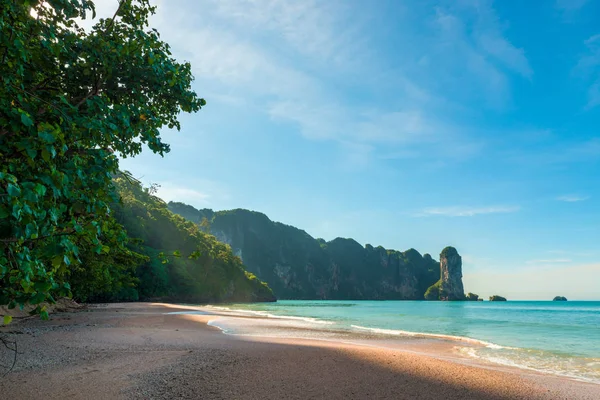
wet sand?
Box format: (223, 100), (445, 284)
(0, 302), (598, 399)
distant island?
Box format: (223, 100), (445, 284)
(465, 293), (483, 301)
(489, 295), (507, 302)
(169, 202), (473, 301)
(553, 296), (568, 301)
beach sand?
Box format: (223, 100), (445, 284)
(0, 302), (598, 399)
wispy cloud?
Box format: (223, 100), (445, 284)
(90, 1), (537, 169)
(575, 34), (600, 109)
(526, 258), (572, 264)
(414, 205), (520, 217)
(477, 34), (533, 79)
(205, 0), (372, 71)
(430, 1), (532, 108)
(556, 0), (589, 11)
(127, 0), (506, 168)
(556, 195), (590, 202)
(548, 249), (595, 257)
(503, 137), (600, 166)
(156, 181), (230, 208)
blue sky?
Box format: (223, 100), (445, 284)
(96, 0), (599, 299)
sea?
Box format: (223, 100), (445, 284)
(197, 300), (600, 384)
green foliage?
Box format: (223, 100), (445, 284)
(199, 217), (211, 233)
(111, 177), (275, 303)
(0, 0), (204, 310)
(440, 246), (459, 258)
(489, 295), (507, 301)
(424, 280), (442, 300)
(553, 296), (567, 301)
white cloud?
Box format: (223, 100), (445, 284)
(556, 0), (589, 11)
(414, 205), (520, 217)
(430, 2), (532, 107)
(144, 0), (489, 164)
(88, 1), (528, 167)
(586, 81), (600, 109)
(204, 0), (371, 71)
(574, 34), (600, 109)
(548, 249), (595, 257)
(526, 258), (572, 264)
(477, 34), (533, 79)
(156, 181), (230, 208)
(556, 195), (590, 202)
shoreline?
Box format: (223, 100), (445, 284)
(1, 302), (598, 399)
(163, 304), (600, 387)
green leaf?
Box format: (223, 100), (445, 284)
(34, 281), (53, 293)
(51, 255), (63, 270)
(3, 315), (12, 325)
(30, 292), (46, 305)
(38, 131), (56, 144)
(7, 183), (20, 197)
(25, 146), (37, 159)
(34, 184), (47, 196)
(41, 148), (50, 162)
(20, 112), (34, 127)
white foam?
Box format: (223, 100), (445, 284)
(459, 347), (600, 385)
(204, 305), (334, 325)
(350, 325), (509, 349)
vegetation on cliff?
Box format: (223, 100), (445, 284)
(66, 175), (275, 303)
(553, 296), (567, 301)
(424, 280), (442, 300)
(489, 295), (507, 301)
(169, 202), (442, 300)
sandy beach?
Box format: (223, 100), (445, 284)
(0, 302), (598, 399)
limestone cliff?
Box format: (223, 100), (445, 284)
(424, 246), (465, 301)
(439, 246), (465, 300)
(168, 202), (441, 300)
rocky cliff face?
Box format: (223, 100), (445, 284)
(168, 202), (441, 300)
(439, 246), (464, 301)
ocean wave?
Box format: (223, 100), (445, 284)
(205, 305), (334, 325)
(459, 347), (600, 385)
(350, 324), (510, 349)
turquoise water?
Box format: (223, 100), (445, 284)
(205, 300), (600, 383)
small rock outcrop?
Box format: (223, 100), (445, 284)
(489, 295), (507, 301)
(553, 296), (567, 301)
(465, 292), (479, 301)
(439, 247), (465, 301)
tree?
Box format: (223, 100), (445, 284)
(0, 0), (205, 314)
(424, 279), (441, 300)
(199, 217), (211, 233)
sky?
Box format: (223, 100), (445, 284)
(92, 0), (600, 300)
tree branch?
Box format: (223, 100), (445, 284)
(11, 84), (72, 121)
(0, 229), (77, 244)
(74, 0), (125, 109)
(106, 0), (125, 32)
(0, 335), (17, 377)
